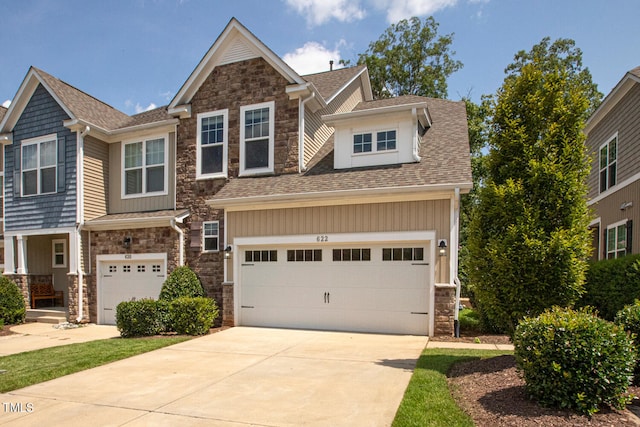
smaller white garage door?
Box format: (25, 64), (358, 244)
(98, 257), (166, 325)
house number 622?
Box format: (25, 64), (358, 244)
(316, 235), (329, 242)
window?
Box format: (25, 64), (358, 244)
(203, 221), (219, 252)
(287, 249), (322, 262)
(22, 134), (57, 196)
(240, 101), (274, 175)
(197, 110), (228, 178)
(353, 129), (397, 154)
(122, 136), (167, 197)
(599, 135), (617, 193)
(333, 248), (371, 261)
(606, 221), (627, 259)
(52, 239), (67, 268)
(245, 250), (278, 262)
(382, 247), (424, 261)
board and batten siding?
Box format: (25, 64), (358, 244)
(83, 136), (109, 220)
(303, 78), (364, 165)
(587, 83), (640, 200)
(227, 199), (450, 283)
(5, 84), (77, 231)
(108, 132), (176, 214)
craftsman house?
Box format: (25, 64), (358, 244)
(0, 18), (471, 336)
(585, 66), (640, 260)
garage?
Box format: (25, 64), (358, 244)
(236, 233), (433, 335)
(97, 254), (167, 324)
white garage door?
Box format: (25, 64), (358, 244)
(239, 243), (430, 335)
(99, 259), (166, 325)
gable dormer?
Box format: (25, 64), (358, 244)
(322, 96), (431, 170)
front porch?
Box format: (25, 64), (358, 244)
(26, 307), (67, 324)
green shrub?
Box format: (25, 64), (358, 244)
(116, 299), (164, 337)
(513, 307), (635, 416)
(578, 254), (640, 321)
(615, 300), (640, 384)
(169, 297), (218, 336)
(458, 308), (482, 333)
(0, 276), (26, 324)
(159, 266), (204, 301)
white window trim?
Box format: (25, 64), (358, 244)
(240, 101), (275, 176)
(352, 128), (399, 156)
(52, 238), (67, 268)
(202, 220), (220, 253)
(598, 132), (618, 194)
(197, 109), (228, 180)
(21, 133), (58, 197)
(606, 218), (627, 259)
(121, 134), (169, 199)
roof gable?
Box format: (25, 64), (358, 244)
(302, 65), (372, 102)
(585, 66), (640, 134)
(169, 17), (305, 110)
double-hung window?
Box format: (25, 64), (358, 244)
(123, 136), (167, 197)
(606, 220), (627, 259)
(197, 110), (228, 178)
(202, 221), (219, 252)
(22, 134), (57, 196)
(240, 101), (274, 175)
(599, 134), (617, 193)
(353, 130), (397, 154)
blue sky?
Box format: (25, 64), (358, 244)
(1, 0), (639, 115)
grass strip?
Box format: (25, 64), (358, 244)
(0, 336), (190, 392)
(392, 348), (512, 427)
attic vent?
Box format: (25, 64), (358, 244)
(219, 38), (259, 65)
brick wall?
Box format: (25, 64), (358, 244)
(175, 57), (300, 323)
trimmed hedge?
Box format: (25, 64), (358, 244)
(159, 266), (204, 301)
(116, 299), (164, 337)
(169, 297), (218, 335)
(577, 254), (640, 321)
(615, 300), (640, 384)
(0, 276), (26, 325)
(513, 307), (635, 416)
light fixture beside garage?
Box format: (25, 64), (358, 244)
(225, 245), (232, 259)
(438, 239), (447, 257)
(123, 236), (132, 249)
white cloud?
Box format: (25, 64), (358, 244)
(2, 100), (10, 108)
(283, 41), (346, 75)
(135, 102), (157, 114)
(285, 0), (366, 26)
(375, 0), (459, 22)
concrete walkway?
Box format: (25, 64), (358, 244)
(1, 327), (427, 426)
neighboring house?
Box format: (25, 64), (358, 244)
(585, 66), (640, 261)
(0, 18), (471, 336)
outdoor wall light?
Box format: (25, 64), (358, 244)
(123, 236), (132, 249)
(438, 239), (447, 257)
(224, 245), (232, 259)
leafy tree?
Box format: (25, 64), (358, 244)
(355, 16), (462, 99)
(467, 38), (602, 334)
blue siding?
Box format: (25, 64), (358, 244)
(5, 84), (77, 231)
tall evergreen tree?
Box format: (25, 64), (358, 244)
(467, 38), (602, 334)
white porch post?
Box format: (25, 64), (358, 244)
(4, 236), (15, 274)
(68, 229), (78, 274)
(16, 235), (27, 274)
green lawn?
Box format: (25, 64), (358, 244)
(392, 348), (513, 427)
(0, 336), (190, 392)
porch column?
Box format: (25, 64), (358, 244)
(4, 236), (15, 274)
(16, 235), (27, 275)
(68, 229), (78, 274)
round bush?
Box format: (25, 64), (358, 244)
(513, 307), (635, 416)
(615, 300), (640, 384)
(169, 297), (218, 335)
(0, 276), (26, 324)
(116, 299), (163, 337)
(159, 266), (204, 301)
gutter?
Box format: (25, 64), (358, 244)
(298, 92), (315, 172)
(76, 125), (90, 322)
(170, 218), (185, 266)
(452, 187), (461, 337)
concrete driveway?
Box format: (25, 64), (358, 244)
(1, 327), (427, 426)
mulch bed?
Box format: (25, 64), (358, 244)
(448, 354), (640, 426)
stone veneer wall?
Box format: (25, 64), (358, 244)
(66, 274), (90, 322)
(9, 274), (29, 308)
(88, 226), (181, 323)
(175, 57), (300, 324)
(222, 282), (234, 326)
(434, 285), (456, 336)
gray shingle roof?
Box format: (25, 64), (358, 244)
(353, 95), (428, 111)
(211, 97), (471, 203)
(303, 65), (366, 101)
(0, 106), (6, 123)
(630, 66), (640, 78)
(119, 105), (173, 129)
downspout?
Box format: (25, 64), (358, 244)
(76, 125), (89, 322)
(298, 91), (315, 172)
(170, 218), (184, 266)
(452, 187), (461, 337)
